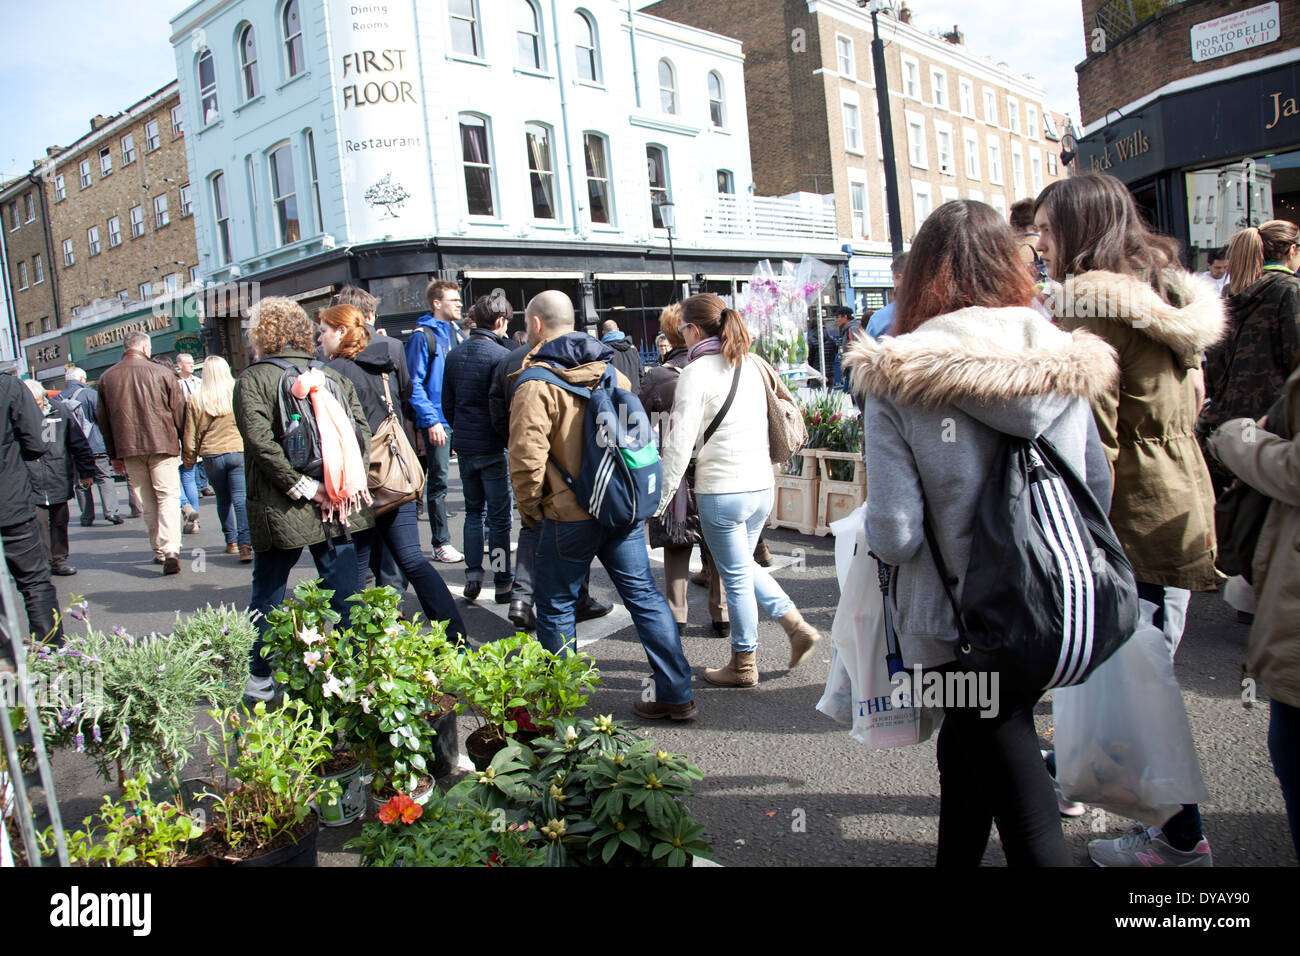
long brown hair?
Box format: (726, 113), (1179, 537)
(318, 304), (370, 359)
(680, 293), (751, 365)
(1034, 172), (1182, 302)
(895, 200), (1037, 335)
(1227, 220), (1299, 295)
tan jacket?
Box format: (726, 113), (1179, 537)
(1056, 270), (1227, 590)
(182, 403), (244, 468)
(1208, 366), (1300, 709)
(95, 352), (186, 460)
(508, 336), (630, 528)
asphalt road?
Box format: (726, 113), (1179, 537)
(24, 465), (1296, 867)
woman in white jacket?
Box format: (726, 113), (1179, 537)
(655, 293), (821, 686)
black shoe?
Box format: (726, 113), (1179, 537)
(1237, 610), (1255, 625)
(163, 554), (181, 575)
(80, 519), (94, 527)
(463, 580), (481, 602)
(494, 586), (513, 605)
(677, 622), (687, 637)
(575, 599), (613, 622)
(107, 514), (124, 525)
(51, 563), (77, 576)
(712, 621), (731, 639)
(508, 600), (536, 631)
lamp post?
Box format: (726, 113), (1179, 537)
(860, 0), (904, 256)
(658, 201), (678, 301)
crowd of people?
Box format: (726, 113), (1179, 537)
(2, 169), (1296, 867)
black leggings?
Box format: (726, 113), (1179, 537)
(934, 669), (1070, 867)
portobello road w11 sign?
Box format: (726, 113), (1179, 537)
(1191, 2), (1280, 63)
(328, 0), (436, 242)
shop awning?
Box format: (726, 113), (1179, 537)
(462, 271), (585, 280)
(592, 272), (678, 281)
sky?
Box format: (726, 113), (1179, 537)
(0, 0), (1084, 183)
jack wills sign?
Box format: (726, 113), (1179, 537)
(327, 0), (436, 243)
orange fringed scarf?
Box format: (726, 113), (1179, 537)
(290, 368), (372, 524)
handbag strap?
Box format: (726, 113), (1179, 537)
(379, 371), (397, 417)
(699, 362), (742, 449)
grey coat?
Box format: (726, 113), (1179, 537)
(845, 306), (1119, 668)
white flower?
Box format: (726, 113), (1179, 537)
(423, 670), (440, 688)
(321, 672), (345, 698)
(383, 623), (402, 641)
(360, 696), (373, 715)
(298, 626), (324, 646)
(564, 724), (579, 744)
(302, 650), (322, 673)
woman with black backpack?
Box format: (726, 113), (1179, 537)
(1034, 172), (1228, 867)
(319, 304), (466, 646)
(845, 200), (1118, 866)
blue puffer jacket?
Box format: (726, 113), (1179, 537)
(405, 313), (458, 429)
(444, 328), (511, 457)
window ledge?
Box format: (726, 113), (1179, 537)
(709, 126), (731, 136)
(513, 66), (554, 80)
(844, 147), (866, 158)
(465, 217), (510, 227)
(574, 79), (605, 91)
(195, 117), (223, 138)
(629, 114), (700, 137)
(234, 95), (265, 115)
(446, 52), (490, 68)
(277, 71), (311, 92)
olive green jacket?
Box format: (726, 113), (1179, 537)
(233, 348), (374, 552)
(1057, 270), (1227, 590)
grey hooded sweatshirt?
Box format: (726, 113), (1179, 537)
(845, 306), (1118, 668)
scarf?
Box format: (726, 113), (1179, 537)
(688, 337), (723, 363)
(290, 368), (371, 524)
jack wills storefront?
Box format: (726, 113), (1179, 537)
(1078, 58), (1300, 269)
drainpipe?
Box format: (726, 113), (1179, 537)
(549, 0), (581, 234)
(627, 0), (642, 108)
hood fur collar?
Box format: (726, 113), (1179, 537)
(1050, 270), (1227, 359)
(845, 306), (1118, 407)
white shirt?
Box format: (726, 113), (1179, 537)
(1200, 270), (1230, 294)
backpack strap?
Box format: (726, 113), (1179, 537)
(699, 362), (741, 449)
(514, 363), (601, 492)
(919, 498), (971, 654)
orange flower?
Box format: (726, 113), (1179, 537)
(378, 794), (423, 825)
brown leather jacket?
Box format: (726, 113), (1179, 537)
(95, 352), (186, 460)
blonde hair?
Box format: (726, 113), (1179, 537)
(1227, 220), (1299, 295)
(194, 356), (235, 418)
(659, 303), (685, 348)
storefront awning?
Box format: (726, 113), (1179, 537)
(593, 272), (678, 281)
(461, 271), (585, 280)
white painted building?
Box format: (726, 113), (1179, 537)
(169, 0), (841, 354)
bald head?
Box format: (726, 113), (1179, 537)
(524, 290), (575, 346)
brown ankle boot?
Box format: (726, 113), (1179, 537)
(704, 650), (758, 687)
(780, 608), (821, 668)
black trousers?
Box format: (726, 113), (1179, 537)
(35, 501), (70, 566)
(2, 515), (61, 643)
(934, 666), (1069, 867)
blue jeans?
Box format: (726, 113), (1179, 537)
(697, 487), (793, 653)
(425, 438), (450, 548)
(460, 452), (513, 586)
(179, 464), (201, 511)
(203, 452), (250, 546)
(355, 501), (466, 645)
(1270, 698), (1300, 863)
(534, 517), (692, 706)
(248, 537), (359, 678)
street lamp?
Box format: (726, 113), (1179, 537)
(858, 0), (904, 256)
(657, 201), (678, 302)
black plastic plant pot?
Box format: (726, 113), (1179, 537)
(221, 814), (320, 868)
(429, 708), (459, 778)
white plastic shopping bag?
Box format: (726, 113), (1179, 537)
(1052, 600), (1211, 827)
(816, 504), (941, 748)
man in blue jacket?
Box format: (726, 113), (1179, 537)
(406, 278), (464, 563)
(444, 289), (513, 603)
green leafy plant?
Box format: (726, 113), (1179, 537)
(172, 603), (256, 710)
(452, 716), (712, 867)
(345, 790), (543, 867)
(38, 771), (204, 867)
(201, 699), (340, 861)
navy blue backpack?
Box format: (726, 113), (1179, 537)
(515, 363), (662, 530)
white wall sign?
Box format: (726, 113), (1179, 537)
(327, 0), (435, 241)
(1191, 2), (1280, 63)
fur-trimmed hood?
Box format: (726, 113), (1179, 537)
(1048, 269), (1227, 364)
(845, 306), (1118, 439)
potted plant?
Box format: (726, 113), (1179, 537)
(38, 771), (207, 867)
(200, 699), (341, 867)
(171, 603), (257, 710)
(447, 634), (600, 771)
(453, 715), (713, 867)
(345, 789), (544, 867)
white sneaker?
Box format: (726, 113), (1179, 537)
(433, 544), (464, 563)
(1041, 749), (1085, 817)
(243, 675), (277, 702)
(1088, 823), (1213, 867)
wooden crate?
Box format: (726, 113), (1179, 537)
(815, 450), (867, 536)
(768, 451), (820, 535)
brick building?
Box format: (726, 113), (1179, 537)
(645, 0), (1071, 311)
(1075, 0), (1299, 262)
(0, 82), (201, 384)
